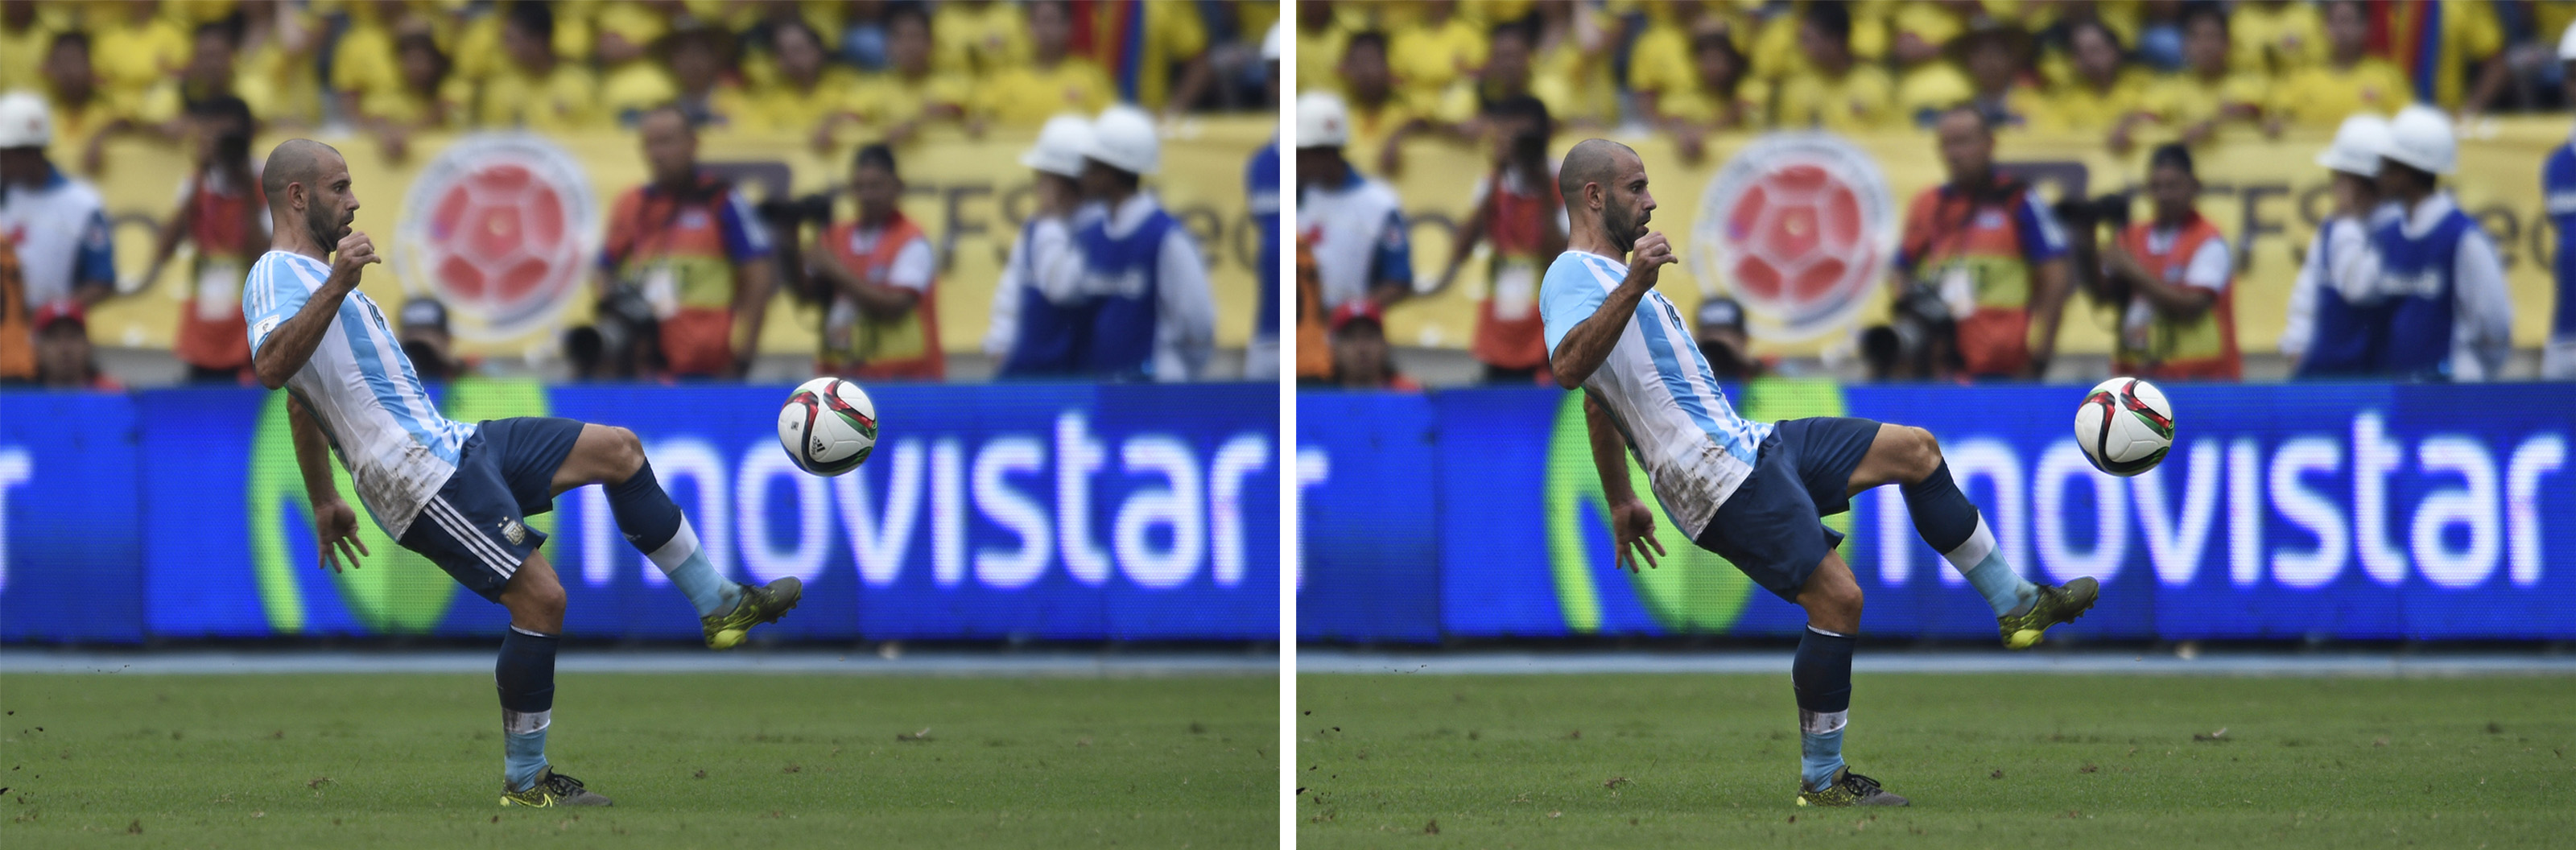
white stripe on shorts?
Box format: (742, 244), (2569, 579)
(426, 497), (518, 579)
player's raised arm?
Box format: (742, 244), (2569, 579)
(249, 139), (376, 390)
(288, 393), (368, 572)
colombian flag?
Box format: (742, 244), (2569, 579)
(1096, 0), (1149, 104)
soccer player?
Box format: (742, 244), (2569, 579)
(242, 139), (803, 808)
(1538, 138), (2101, 808)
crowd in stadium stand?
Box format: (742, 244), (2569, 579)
(0, 0), (1280, 388)
(1295, 0), (2575, 388)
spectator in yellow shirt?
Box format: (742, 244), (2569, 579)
(932, 0), (1030, 78)
(1642, 29), (1763, 164)
(832, 4), (968, 148)
(91, 1), (189, 120)
(731, 19), (860, 142)
(664, 27), (746, 132)
(1955, 25), (2045, 132)
(1335, 30), (1424, 178)
(1526, 0), (1614, 128)
(37, 31), (120, 175)
(474, 2), (604, 133)
(2141, 3), (2268, 148)
(2229, 0), (2325, 75)
(0, 1), (60, 93)
(354, 31), (470, 163)
(1776, 2), (1899, 132)
(973, 0), (1113, 128)
(1388, 0), (1487, 117)
(2266, 0), (2411, 130)
(595, 0), (679, 124)
(1432, 19), (1567, 128)
(2037, 20), (2153, 146)
(1621, 1), (1724, 101)
(233, 0), (324, 129)
(1295, 0), (1348, 91)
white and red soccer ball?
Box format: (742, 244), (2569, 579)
(778, 378), (878, 477)
(2075, 378), (2175, 477)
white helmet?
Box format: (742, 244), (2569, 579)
(1295, 90), (1348, 148)
(1262, 22), (1282, 62)
(2378, 104), (2456, 175)
(2559, 19), (2576, 61)
(2314, 113), (2391, 177)
(0, 90), (52, 149)
(1020, 113), (1094, 178)
(1083, 105), (1159, 175)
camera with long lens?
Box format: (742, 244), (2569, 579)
(2052, 193), (2133, 231)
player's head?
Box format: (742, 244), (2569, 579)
(1934, 106), (1994, 184)
(851, 143), (902, 223)
(262, 138), (358, 252)
(1558, 138), (1653, 254)
(638, 105), (700, 188)
(2145, 143), (2198, 225)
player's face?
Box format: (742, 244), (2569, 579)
(1599, 151), (1655, 254)
(304, 155), (359, 248)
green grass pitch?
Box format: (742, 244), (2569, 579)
(1, 671), (1275, 848)
(1298, 672), (2572, 848)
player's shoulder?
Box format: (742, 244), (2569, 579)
(1545, 249), (1620, 280)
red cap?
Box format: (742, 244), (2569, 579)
(31, 299), (85, 331)
(1329, 299), (1384, 333)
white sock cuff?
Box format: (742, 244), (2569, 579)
(1806, 624), (1855, 639)
(647, 518), (700, 575)
(1799, 709), (1848, 736)
(504, 708), (551, 736)
(1942, 515), (1998, 571)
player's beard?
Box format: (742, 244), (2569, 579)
(305, 204), (350, 255)
(1604, 200), (1647, 255)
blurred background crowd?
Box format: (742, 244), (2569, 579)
(0, 0), (1282, 390)
(1292, 0), (2576, 390)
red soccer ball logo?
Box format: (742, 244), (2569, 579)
(1690, 134), (1893, 340)
(395, 136), (597, 339)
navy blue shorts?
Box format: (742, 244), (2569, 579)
(1692, 416), (1885, 602)
(398, 417), (588, 602)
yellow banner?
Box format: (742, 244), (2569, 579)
(79, 118), (1278, 360)
(1375, 118), (2567, 358)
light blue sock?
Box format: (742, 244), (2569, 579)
(1800, 725), (1847, 791)
(646, 521), (742, 617)
(1938, 517), (2035, 616)
(504, 726), (549, 791)
(1962, 551), (2035, 617)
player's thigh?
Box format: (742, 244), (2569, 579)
(547, 422), (645, 496)
(471, 417), (592, 509)
(402, 454), (550, 604)
(1695, 446), (1844, 604)
(1773, 417), (1891, 510)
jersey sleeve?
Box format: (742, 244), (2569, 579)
(1540, 258), (1610, 357)
(2014, 192), (2070, 263)
(715, 189), (774, 262)
(245, 258), (318, 357)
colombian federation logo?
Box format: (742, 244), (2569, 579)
(1690, 133), (1895, 342)
(394, 134), (597, 340)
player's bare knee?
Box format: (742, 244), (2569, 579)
(1907, 427), (1943, 478)
(606, 427), (646, 480)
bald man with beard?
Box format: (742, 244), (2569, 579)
(1538, 138), (2101, 808)
(243, 138), (803, 808)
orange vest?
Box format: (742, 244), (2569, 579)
(604, 178), (749, 377)
(174, 170), (262, 374)
(1471, 170), (1557, 373)
(816, 214), (943, 380)
(1899, 181), (2043, 377)
(2112, 213), (2240, 380)
(1294, 238), (1331, 379)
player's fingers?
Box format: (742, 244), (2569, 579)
(1646, 534), (1666, 556)
(351, 534), (371, 556)
(1637, 541), (1660, 571)
(337, 538), (364, 567)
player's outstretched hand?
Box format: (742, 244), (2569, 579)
(1627, 231), (1676, 287)
(313, 497), (370, 573)
(1609, 497), (1665, 573)
(332, 230), (380, 285)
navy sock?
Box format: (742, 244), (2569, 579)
(606, 458), (684, 553)
(1793, 625), (1856, 790)
(496, 626), (558, 790)
(1904, 461), (2034, 615)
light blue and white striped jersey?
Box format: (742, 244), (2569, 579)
(1540, 249), (1773, 536)
(244, 250), (473, 538)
